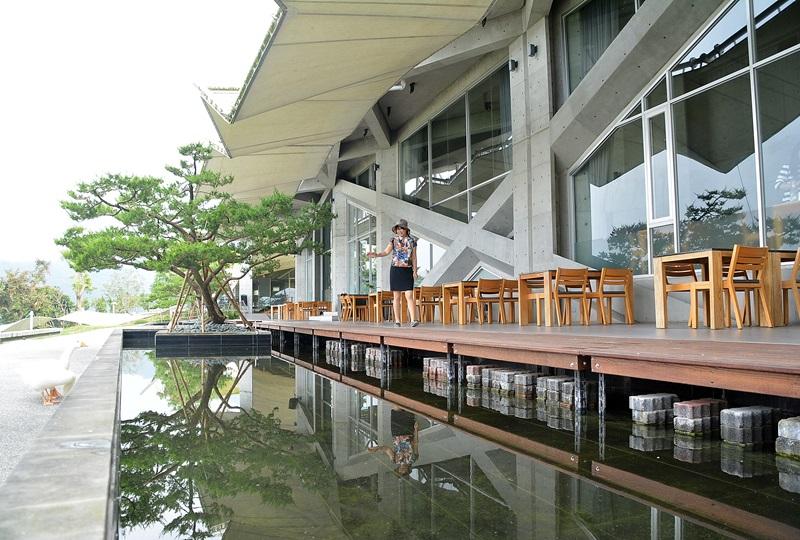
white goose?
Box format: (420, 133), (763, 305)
(19, 340), (86, 405)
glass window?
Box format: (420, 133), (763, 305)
(432, 193), (468, 223)
(416, 238), (446, 283)
(754, 0), (800, 61)
(671, 0), (749, 96)
(468, 267), (500, 280)
(565, 0), (637, 93)
(431, 99), (468, 204)
(650, 224), (675, 258)
(648, 113), (670, 219)
(625, 103), (642, 119)
(673, 74), (759, 251)
(644, 78), (667, 109)
(574, 120), (648, 274)
(347, 204), (376, 293)
(469, 178), (502, 220)
(400, 126), (429, 207)
(758, 51), (800, 250)
(468, 65), (513, 187)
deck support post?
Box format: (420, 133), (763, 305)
(278, 329), (284, 354)
(574, 368), (586, 412)
(294, 332), (299, 359)
(598, 373), (606, 416)
(340, 337), (348, 376)
(380, 340), (388, 390)
(312, 335), (319, 363)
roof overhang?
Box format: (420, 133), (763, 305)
(202, 0), (494, 201)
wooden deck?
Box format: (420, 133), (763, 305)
(258, 320), (800, 399)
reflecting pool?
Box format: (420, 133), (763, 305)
(119, 350), (800, 539)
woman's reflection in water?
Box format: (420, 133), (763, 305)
(368, 406), (419, 477)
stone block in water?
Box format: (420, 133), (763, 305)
(630, 435), (671, 452)
(632, 410), (666, 425)
(721, 443), (768, 478)
(629, 393), (678, 412)
(633, 424), (669, 439)
(779, 473), (800, 494)
(778, 417), (800, 440)
(674, 444), (714, 464)
(776, 455), (800, 475)
(674, 433), (712, 450)
(721, 425), (768, 445)
(674, 400), (711, 419)
(674, 416), (711, 435)
(721, 406), (776, 429)
(776, 437), (800, 458)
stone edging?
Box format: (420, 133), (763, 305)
(0, 330), (122, 539)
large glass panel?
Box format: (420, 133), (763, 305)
(430, 99), (468, 204)
(650, 224), (675, 258)
(469, 178), (502, 220)
(758, 51), (800, 249)
(416, 238), (445, 282)
(671, 0), (749, 96)
(644, 78), (667, 109)
(754, 0), (800, 61)
(400, 126), (429, 207)
(468, 66), (512, 188)
(432, 193), (468, 223)
(565, 0), (637, 93)
(648, 113), (670, 219)
(673, 74), (759, 251)
(574, 120), (648, 274)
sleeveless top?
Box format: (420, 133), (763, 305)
(391, 235), (416, 268)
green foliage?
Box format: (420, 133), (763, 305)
(146, 272), (184, 309)
(0, 260), (75, 323)
(120, 360), (332, 538)
(102, 268), (144, 313)
(94, 296), (108, 313)
(57, 143), (334, 323)
(71, 272), (93, 311)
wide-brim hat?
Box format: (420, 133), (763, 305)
(392, 218), (410, 233)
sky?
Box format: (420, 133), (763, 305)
(0, 0), (277, 264)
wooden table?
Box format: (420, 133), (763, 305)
(442, 281), (478, 325)
(269, 303), (285, 320)
(654, 249), (795, 329)
(368, 291), (412, 322)
(518, 270), (601, 326)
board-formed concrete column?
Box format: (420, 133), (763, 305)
(331, 194), (350, 310)
(510, 15), (557, 274)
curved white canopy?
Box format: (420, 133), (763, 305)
(202, 0), (494, 199)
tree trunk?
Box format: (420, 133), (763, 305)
(191, 270), (227, 325)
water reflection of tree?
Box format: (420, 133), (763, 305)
(120, 360), (331, 539)
(599, 188), (800, 270)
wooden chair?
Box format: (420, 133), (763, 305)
(553, 268), (589, 326)
(586, 268), (634, 324)
(339, 294), (351, 321)
(416, 286), (443, 323)
(463, 279), (504, 324)
(782, 248), (800, 325)
(660, 262), (705, 328)
(499, 279), (519, 324)
(518, 273), (550, 326)
(374, 292), (394, 322)
(721, 245), (772, 329)
(351, 296), (370, 321)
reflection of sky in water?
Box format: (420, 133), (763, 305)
(119, 350), (173, 420)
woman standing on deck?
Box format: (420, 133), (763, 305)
(367, 218), (419, 327)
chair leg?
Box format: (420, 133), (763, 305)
(535, 298), (542, 326)
(722, 290), (730, 328)
(582, 298), (590, 325)
(689, 289), (697, 329)
(729, 286), (744, 329)
(792, 287), (800, 325)
(554, 296), (563, 326)
(784, 289), (790, 326)
(757, 285), (774, 328)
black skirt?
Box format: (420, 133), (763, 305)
(390, 266), (414, 291)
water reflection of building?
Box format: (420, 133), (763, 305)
(291, 367), (714, 539)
